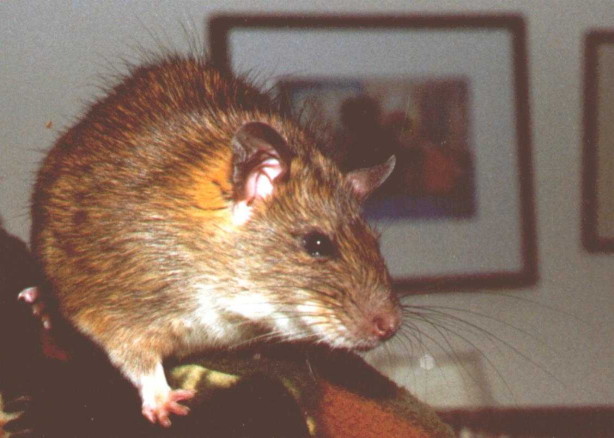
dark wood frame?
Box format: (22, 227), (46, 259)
(438, 406), (614, 437)
(208, 14), (537, 293)
(582, 30), (614, 252)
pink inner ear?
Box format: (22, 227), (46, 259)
(348, 177), (369, 199)
(244, 157), (283, 204)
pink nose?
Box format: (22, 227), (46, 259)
(371, 312), (400, 341)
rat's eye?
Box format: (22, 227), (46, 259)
(303, 231), (336, 258)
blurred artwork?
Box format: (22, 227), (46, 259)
(277, 78), (476, 220)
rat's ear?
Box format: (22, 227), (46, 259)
(230, 122), (292, 225)
(346, 155), (396, 201)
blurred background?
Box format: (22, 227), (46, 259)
(2, 1), (614, 436)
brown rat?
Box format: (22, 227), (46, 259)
(30, 54), (401, 426)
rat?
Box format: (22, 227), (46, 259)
(29, 54), (401, 427)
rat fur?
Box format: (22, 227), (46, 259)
(31, 54), (400, 426)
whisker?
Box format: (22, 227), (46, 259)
(406, 306), (568, 391)
(405, 304), (557, 355)
(405, 290), (591, 326)
(408, 311), (519, 402)
(385, 320), (478, 396)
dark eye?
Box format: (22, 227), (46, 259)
(302, 231), (336, 258)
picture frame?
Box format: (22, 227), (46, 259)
(209, 14), (537, 292)
(582, 30), (614, 252)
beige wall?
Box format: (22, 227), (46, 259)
(1, 0), (613, 408)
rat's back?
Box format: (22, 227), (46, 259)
(31, 57), (281, 318)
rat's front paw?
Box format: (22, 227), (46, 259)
(141, 388), (195, 427)
(18, 286), (52, 329)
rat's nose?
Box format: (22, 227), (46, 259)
(371, 312), (401, 341)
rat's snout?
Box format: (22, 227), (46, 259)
(365, 304), (401, 342)
(371, 312), (400, 341)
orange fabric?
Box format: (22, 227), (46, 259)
(317, 381), (433, 438)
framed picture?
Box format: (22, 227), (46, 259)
(583, 31), (614, 252)
(209, 14), (537, 292)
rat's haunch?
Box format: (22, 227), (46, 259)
(31, 55), (401, 426)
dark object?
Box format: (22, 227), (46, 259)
(439, 406), (614, 437)
(0, 226), (42, 396)
(0, 225), (43, 435)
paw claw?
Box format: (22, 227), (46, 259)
(172, 389), (196, 401)
(142, 408), (156, 424)
(159, 413), (171, 428)
(169, 401), (190, 416)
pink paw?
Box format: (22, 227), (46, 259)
(18, 286), (38, 303)
(18, 287), (52, 329)
(141, 389), (195, 427)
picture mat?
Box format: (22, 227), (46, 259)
(228, 28), (523, 278)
